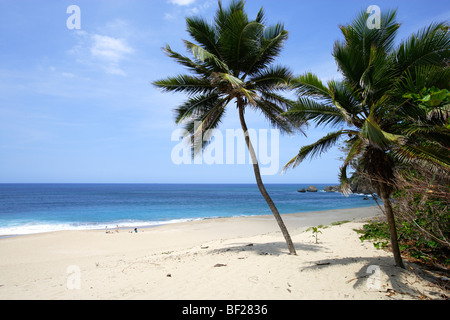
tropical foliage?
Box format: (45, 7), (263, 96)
(282, 9), (450, 267)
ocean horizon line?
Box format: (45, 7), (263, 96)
(0, 182), (341, 186)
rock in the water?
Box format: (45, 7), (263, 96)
(297, 188), (306, 193)
(324, 185), (340, 192)
(307, 186), (318, 192)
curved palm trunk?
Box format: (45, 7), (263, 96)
(238, 102), (297, 255)
(379, 183), (405, 268)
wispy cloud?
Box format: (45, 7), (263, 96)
(70, 30), (134, 76)
(167, 0), (196, 6)
(90, 34), (133, 75)
(164, 0), (213, 21)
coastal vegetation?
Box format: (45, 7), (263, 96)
(358, 165), (449, 270)
(282, 10), (449, 268)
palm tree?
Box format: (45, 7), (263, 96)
(153, 0), (301, 255)
(282, 9), (449, 267)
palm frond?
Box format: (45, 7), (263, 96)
(251, 97), (302, 135)
(290, 73), (332, 102)
(334, 9), (399, 89)
(153, 75), (214, 95)
(327, 80), (365, 126)
(392, 143), (450, 171)
(214, 0), (245, 30)
(396, 22), (450, 74)
(184, 40), (230, 73)
(283, 97), (345, 127)
(174, 92), (221, 124)
(182, 97), (229, 156)
(216, 7), (252, 72)
(258, 91), (294, 112)
(185, 16), (221, 60)
(283, 130), (350, 171)
(162, 45), (211, 76)
(243, 24), (288, 78)
(248, 65), (292, 91)
(210, 72), (244, 88)
(360, 113), (404, 149)
(235, 21), (266, 72)
(412, 65), (449, 92)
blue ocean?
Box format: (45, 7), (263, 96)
(0, 184), (376, 236)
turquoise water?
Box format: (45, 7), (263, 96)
(0, 184), (376, 235)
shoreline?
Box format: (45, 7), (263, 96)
(0, 206), (446, 300)
(0, 203), (378, 239)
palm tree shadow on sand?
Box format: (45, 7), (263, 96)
(300, 255), (446, 299)
(207, 241), (447, 299)
(209, 241), (322, 257)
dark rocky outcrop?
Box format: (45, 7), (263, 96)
(350, 179), (377, 194)
(299, 181), (376, 194)
(324, 185), (341, 192)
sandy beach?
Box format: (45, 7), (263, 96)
(0, 206), (446, 300)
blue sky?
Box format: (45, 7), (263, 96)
(0, 0), (448, 184)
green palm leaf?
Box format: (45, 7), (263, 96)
(185, 16), (221, 60)
(162, 45), (210, 76)
(393, 144), (450, 170)
(243, 24), (288, 78)
(360, 113), (404, 149)
(184, 40), (230, 73)
(290, 72), (331, 101)
(396, 22), (450, 74)
(283, 97), (345, 127)
(249, 65), (292, 91)
(153, 75), (214, 95)
(283, 129), (353, 171)
(174, 92), (221, 124)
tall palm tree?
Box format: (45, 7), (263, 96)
(282, 10), (449, 267)
(153, 0), (301, 255)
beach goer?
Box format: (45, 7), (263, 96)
(134, 228), (137, 233)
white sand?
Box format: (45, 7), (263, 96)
(0, 206), (446, 300)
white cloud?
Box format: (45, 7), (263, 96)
(164, 12), (176, 21)
(167, 0), (196, 6)
(69, 31), (134, 76)
(91, 34), (133, 63)
(164, 0), (212, 21)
